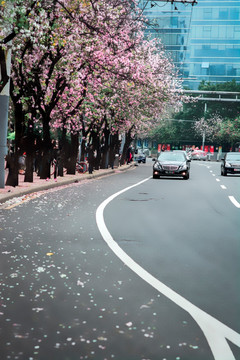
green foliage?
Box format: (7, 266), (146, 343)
(199, 79), (240, 92)
(148, 80), (240, 145)
(174, 102), (205, 121)
(216, 116), (240, 147)
(174, 80), (240, 122)
(198, 80), (240, 120)
(149, 121), (176, 143)
(148, 119), (197, 144)
(7, 131), (15, 140)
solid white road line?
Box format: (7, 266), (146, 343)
(229, 196), (240, 208)
(96, 177), (240, 360)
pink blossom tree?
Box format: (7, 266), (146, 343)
(193, 115), (223, 143)
(6, 0), (185, 184)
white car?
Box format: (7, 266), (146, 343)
(191, 149), (207, 161)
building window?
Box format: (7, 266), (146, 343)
(203, 9), (212, 20)
(226, 66), (236, 76)
(234, 26), (240, 39)
(230, 8), (239, 20)
(203, 26), (211, 38)
(219, 8), (228, 20)
(202, 62), (209, 69)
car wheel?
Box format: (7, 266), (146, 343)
(153, 174), (159, 179)
(183, 172), (189, 180)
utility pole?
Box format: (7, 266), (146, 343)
(0, 46), (11, 188)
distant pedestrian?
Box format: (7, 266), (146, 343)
(127, 147), (132, 164)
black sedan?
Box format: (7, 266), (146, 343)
(221, 152), (240, 176)
(153, 151), (190, 180)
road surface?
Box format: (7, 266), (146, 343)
(0, 160), (239, 359)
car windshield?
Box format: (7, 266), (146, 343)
(158, 152), (185, 162)
(226, 154), (240, 161)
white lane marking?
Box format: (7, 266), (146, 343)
(96, 177), (240, 360)
(212, 174), (216, 177)
(221, 185), (227, 190)
(229, 196), (240, 208)
(216, 179), (220, 182)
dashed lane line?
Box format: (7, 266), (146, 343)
(96, 177), (240, 360)
(205, 167), (239, 209)
(229, 196), (240, 208)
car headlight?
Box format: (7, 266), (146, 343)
(179, 164), (187, 170)
(153, 162), (161, 170)
(225, 162), (231, 167)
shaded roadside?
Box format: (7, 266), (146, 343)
(0, 164), (134, 205)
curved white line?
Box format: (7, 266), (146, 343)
(96, 177), (240, 360)
(229, 196), (240, 209)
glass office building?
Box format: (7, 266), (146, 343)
(138, 0), (240, 89)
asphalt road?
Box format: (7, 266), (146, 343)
(0, 159), (239, 360)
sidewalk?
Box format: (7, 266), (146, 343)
(0, 164), (133, 205)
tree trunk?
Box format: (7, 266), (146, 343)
(39, 117), (52, 179)
(100, 128), (110, 169)
(24, 154), (34, 182)
(93, 134), (101, 170)
(109, 133), (120, 169)
(5, 153), (19, 187)
(6, 101), (26, 186)
(89, 128), (100, 170)
(24, 120), (34, 182)
(58, 128), (67, 177)
(80, 137), (87, 162)
(39, 151), (51, 179)
(66, 132), (79, 174)
(120, 129), (134, 165)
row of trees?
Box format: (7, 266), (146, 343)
(1, 0), (186, 186)
(149, 80), (240, 150)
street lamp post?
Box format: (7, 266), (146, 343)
(202, 102), (207, 151)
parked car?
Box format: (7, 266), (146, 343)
(221, 152), (240, 176)
(191, 149), (207, 161)
(152, 151), (190, 179)
(135, 151), (146, 163)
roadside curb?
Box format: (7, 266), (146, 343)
(0, 164), (134, 205)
